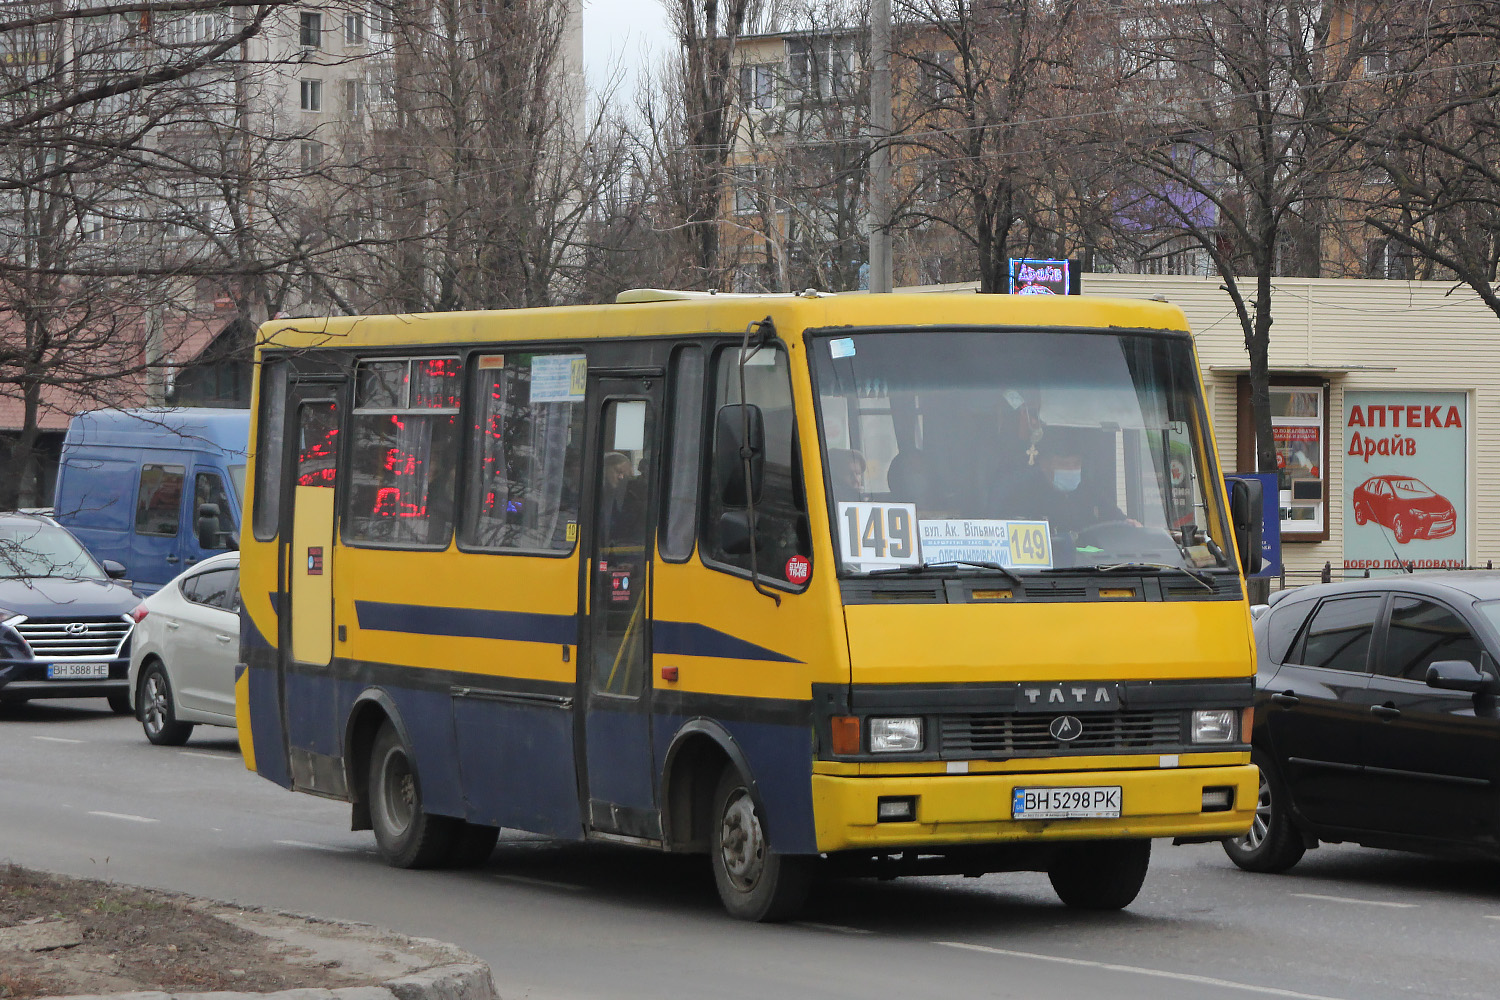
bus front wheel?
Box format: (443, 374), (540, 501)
(368, 721), (456, 868)
(710, 768), (810, 922)
(1048, 839), (1151, 910)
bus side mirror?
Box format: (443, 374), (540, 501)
(715, 404), (765, 508)
(197, 502), (225, 550)
(1229, 478), (1263, 576)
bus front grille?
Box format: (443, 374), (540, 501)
(940, 710), (1183, 758)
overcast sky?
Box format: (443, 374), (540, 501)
(582, 0), (675, 96)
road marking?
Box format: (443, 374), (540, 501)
(1483, 915), (1500, 921)
(88, 811), (158, 824)
(179, 751), (234, 760)
(793, 922), (874, 935)
(491, 873), (584, 892)
(33, 735), (83, 744)
(1290, 892), (1418, 909)
(935, 942), (1349, 1000)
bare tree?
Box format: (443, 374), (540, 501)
(341, 0), (626, 312)
(722, 1), (873, 292)
(664, 0), (774, 288)
(894, 0), (1089, 292)
(1357, 2), (1500, 320)
(1098, 0), (1394, 475)
(0, 3), (307, 506)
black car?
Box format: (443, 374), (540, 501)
(1225, 572), (1500, 872)
(0, 513), (138, 712)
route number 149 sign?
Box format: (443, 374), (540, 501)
(838, 502), (920, 569)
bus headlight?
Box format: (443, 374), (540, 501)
(869, 717), (923, 753)
(1191, 709), (1238, 744)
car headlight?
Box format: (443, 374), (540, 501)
(869, 716), (923, 753)
(1191, 709), (1238, 744)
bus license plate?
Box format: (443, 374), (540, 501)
(47, 663), (109, 680)
(1013, 786), (1121, 819)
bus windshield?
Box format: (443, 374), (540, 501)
(812, 328), (1232, 576)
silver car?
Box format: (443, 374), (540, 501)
(127, 551), (240, 745)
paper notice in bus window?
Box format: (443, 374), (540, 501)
(477, 354), (505, 370)
(917, 519), (1053, 570)
(838, 502), (921, 569)
(829, 337), (856, 359)
(530, 354), (587, 403)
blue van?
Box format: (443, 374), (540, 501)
(54, 408), (250, 594)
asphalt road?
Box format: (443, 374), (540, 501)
(3, 699), (1498, 1000)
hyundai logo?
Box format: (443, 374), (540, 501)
(65, 622), (88, 635)
(1049, 715), (1083, 742)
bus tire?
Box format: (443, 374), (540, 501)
(1048, 839), (1151, 910)
(368, 721), (456, 868)
(1222, 750), (1307, 873)
(709, 767), (810, 922)
(445, 821), (500, 869)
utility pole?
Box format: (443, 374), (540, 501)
(868, 0), (892, 293)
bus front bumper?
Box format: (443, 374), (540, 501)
(812, 764), (1257, 853)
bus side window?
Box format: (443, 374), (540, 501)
(252, 360), (287, 540)
(701, 345), (811, 587)
(344, 357), (462, 548)
(660, 345), (705, 562)
(460, 352), (587, 554)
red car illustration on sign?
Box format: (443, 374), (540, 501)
(1351, 475), (1456, 543)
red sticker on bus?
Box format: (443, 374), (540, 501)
(785, 554), (810, 584)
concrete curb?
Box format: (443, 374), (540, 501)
(39, 962), (498, 1000)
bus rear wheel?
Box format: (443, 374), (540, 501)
(710, 768), (810, 922)
(368, 721), (456, 868)
(1048, 839), (1151, 910)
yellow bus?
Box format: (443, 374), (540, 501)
(234, 289), (1262, 921)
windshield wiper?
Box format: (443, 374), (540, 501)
(1082, 561), (1216, 591)
(867, 560), (1024, 586)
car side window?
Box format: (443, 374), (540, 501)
(1291, 595), (1383, 672)
(1381, 597), (1485, 681)
(179, 573), (204, 603)
(182, 569), (235, 610)
(1265, 598), (1316, 665)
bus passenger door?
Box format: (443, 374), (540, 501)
(278, 384), (344, 791)
(579, 381), (661, 840)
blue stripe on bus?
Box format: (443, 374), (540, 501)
(355, 601), (579, 645)
(352, 601), (800, 664)
(651, 620), (801, 663)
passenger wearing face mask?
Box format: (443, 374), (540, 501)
(1001, 425), (1126, 534)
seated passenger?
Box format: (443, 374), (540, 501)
(827, 448), (866, 500)
(886, 448), (940, 509)
(1002, 426), (1126, 534)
